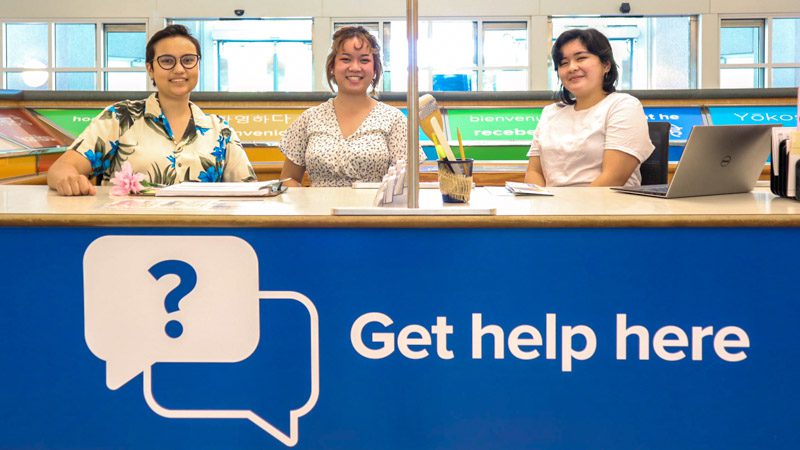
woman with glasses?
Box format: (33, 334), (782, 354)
(47, 24), (255, 196)
(279, 26), (424, 187)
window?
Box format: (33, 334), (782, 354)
(170, 19), (313, 92)
(720, 17), (800, 88)
(550, 16), (696, 90)
(1, 21), (146, 91)
(334, 19), (528, 92)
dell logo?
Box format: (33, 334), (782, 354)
(720, 155), (732, 167)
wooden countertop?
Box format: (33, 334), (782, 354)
(1, 185), (799, 228)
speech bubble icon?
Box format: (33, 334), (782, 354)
(143, 290), (320, 447)
(83, 236), (261, 390)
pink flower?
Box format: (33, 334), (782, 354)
(109, 162), (146, 196)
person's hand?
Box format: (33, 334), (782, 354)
(54, 174), (97, 196)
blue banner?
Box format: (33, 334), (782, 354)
(1, 227), (798, 449)
(643, 107), (705, 142)
(709, 106), (798, 127)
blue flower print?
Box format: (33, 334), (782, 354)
(83, 149), (104, 175)
(158, 114), (174, 140)
(211, 135), (227, 161)
(108, 140), (120, 158)
(195, 125), (210, 136)
(199, 166), (222, 182)
(167, 155), (176, 168)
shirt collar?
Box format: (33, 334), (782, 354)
(144, 93), (212, 128)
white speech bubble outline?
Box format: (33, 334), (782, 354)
(141, 290), (319, 447)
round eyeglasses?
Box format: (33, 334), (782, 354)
(155, 54), (200, 70)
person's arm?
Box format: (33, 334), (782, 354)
(280, 160), (305, 187)
(47, 150), (96, 196)
(524, 156), (546, 186)
(47, 106), (118, 196)
(592, 95), (653, 187)
(589, 149), (641, 186)
(278, 110), (309, 186)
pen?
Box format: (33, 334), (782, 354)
(457, 128), (466, 160)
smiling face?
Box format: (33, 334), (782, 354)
(332, 37), (376, 95)
(556, 39), (610, 102)
(146, 36), (199, 102)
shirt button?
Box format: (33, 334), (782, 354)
(178, 163), (183, 167)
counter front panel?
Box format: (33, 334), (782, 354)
(1, 223), (797, 449)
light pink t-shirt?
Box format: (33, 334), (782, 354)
(527, 92), (654, 187)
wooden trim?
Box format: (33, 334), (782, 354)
(0, 174), (48, 185)
(2, 96), (795, 110)
(3, 212), (800, 228)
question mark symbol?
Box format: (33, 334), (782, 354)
(148, 260), (197, 339)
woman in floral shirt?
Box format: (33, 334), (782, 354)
(279, 26), (424, 187)
(47, 25), (255, 196)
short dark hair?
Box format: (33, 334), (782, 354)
(551, 28), (618, 105)
(325, 26), (383, 94)
(145, 24), (201, 65)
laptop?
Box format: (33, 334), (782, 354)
(612, 124), (774, 198)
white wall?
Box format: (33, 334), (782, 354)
(6, 0), (800, 18)
(2, 0), (799, 90)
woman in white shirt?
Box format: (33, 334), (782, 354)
(525, 28), (653, 187)
(279, 26), (424, 187)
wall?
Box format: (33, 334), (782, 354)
(1, 0), (799, 90)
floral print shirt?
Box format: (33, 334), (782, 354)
(280, 99), (425, 187)
(69, 93), (255, 185)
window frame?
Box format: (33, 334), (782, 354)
(720, 15), (800, 88)
(547, 15), (699, 90)
(0, 19), (147, 91)
(333, 17), (530, 92)
(168, 18), (314, 92)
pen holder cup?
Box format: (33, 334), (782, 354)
(437, 159), (474, 203)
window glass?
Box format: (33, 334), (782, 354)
(105, 72), (147, 91)
(720, 68), (764, 88)
(482, 69), (527, 91)
(5, 23), (49, 68)
(720, 24), (763, 64)
(171, 19), (313, 92)
(772, 68), (800, 87)
(772, 18), (800, 64)
(550, 17), (694, 90)
(105, 25), (146, 68)
(6, 71), (49, 90)
(426, 21), (475, 70)
(218, 41), (312, 91)
(55, 72), (96, 90)
(376, 19), (526, 92)
(483, 22), (527, 67)
(55, 24), (96, 68)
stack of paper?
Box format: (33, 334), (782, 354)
(155, 181), (287, 197)
(505, 181), (553, 196)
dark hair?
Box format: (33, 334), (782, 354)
(325, 26), (382, 94)
(551, 28), (618, 105)
(145, 25), (201, 85)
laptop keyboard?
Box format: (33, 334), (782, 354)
(636, 184), (668, 194)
